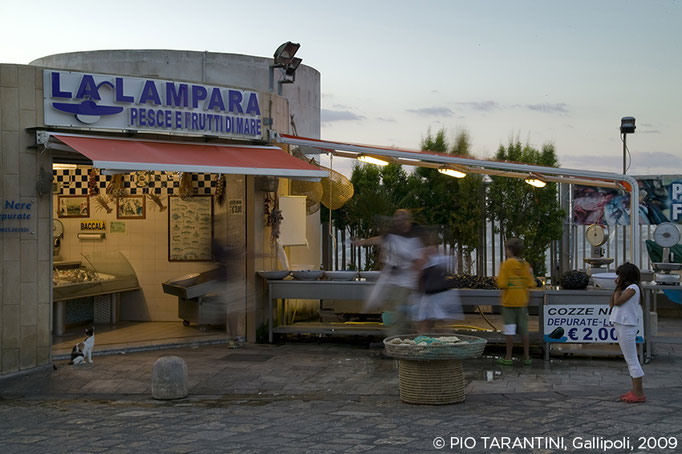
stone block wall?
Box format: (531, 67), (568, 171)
(1, 64), (51, 375)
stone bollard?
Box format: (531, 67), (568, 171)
(151, 356), (188, 400)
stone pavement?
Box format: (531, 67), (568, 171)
(1, 338), (682, 453)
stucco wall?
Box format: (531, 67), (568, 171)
(1, 64), (52, 374)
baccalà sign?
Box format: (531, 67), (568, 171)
(43, 70), (263, 139)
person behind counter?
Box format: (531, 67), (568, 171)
(497, 238), (536, 366)
(609, 262), (646, 403)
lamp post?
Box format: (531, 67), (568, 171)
(620, 116), (636, 174)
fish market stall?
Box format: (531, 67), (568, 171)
(53, 252), (140, 335)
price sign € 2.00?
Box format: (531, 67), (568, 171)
(544, 304), (644, 344)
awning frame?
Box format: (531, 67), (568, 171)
(37, 131), (328, 179)
(271, 131), (641, 264)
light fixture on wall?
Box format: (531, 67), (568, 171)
(357, 155), (389, 166)
(77, 232), (106, 240)
(53, 163), (77, 170)
(269, 41), (303, 95)
(525, 174), (547, 188)
(438, 166), (467, 178)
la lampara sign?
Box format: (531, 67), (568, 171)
(44, 70), (263, 140)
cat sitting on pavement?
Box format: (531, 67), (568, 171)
(69, 327), (94, 365)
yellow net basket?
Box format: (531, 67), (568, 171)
(290, 178), (323, 215)
(319, 165), (354, 210)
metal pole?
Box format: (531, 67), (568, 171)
(622, 133), (627, 174)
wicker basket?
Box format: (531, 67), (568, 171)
(398, 359), (466, 405)
(383, 333), (487, 361)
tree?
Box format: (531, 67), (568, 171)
(487, 140), (564, 275)
(410, 128), (484, 272)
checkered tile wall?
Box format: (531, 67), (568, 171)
(53, 169), (217, 196)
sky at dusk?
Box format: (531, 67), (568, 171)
(2, 0), (680, 177)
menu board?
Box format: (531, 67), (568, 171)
(168, 196), (213, 261)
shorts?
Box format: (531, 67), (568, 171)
(502, 306), (528, 335)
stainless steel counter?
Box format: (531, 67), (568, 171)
(264, 279), (672, 363)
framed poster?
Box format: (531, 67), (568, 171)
(117, 195), (146, 219)
(57, 195), (90, 218)
(168, 196), (213, 261)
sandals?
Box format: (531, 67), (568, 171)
(497, 358), (513, 366)
(620, 391), (646, 403)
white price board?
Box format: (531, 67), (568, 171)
(544, 304), (643, 343)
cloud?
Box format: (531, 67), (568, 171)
(406, 107), (454, 117)
(376, 116), (396, 122)
(639, 129), (661, 134)
(523, 103), (569, 114)
(560, 151), (681, 174)
(321, 109), (365, 124)
(455, 100), (500, 112)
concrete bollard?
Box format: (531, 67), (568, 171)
(151, 356), (188, 400)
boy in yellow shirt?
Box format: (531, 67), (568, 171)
(497, 238), (536, 365)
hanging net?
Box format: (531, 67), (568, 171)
(319, 165), (354, 210)
(291, 177), (323, 215)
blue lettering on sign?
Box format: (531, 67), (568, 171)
(207, 88), (226, 111)
(228, 90), (243, 114)
(75, 75), (101, 100)
(191, 85), (207, 109)
(50, 72), (262, 137)
(245, 93), (260, 115)
(139, 81), (162, 105)
(166, 83), (189, 108)
(115, 77), (134, 103)
(51, 72), (72, 98)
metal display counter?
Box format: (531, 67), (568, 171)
(52, 252), (140, 336)
(267, 280), (374, 342)
(265, 279), (545, 343)
(162, 269), (225, 327)
(265, 279), (662, 364)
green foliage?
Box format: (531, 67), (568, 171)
(410, 129), (484, 268)
(487, 140), (565, 274)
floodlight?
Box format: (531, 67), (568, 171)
(620, 116), (636, 134)
(274, 42), (300, 66)
(285, 57), (303, 77)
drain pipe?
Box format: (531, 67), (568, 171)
(202, 51), (207, 82)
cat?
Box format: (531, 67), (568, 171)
(69, 327), (94, 365)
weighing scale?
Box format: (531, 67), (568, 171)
(583, 224), (614, 275)
(53, 219), (64, 257)
(652, 222), (681, 285)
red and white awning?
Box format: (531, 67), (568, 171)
(46, 133), (327, 179)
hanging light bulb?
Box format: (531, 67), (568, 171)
(438, 167), (467, 178)
(357, 155), (389, 166)
(525, 176), (547, 188)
